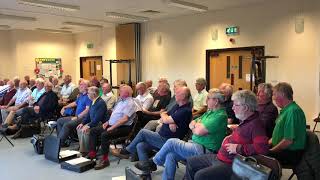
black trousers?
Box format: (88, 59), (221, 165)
(135, 112), (160, 130)
(89, 124), (132, 154)
(269, 149), (304, 166)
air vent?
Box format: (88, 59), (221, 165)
(140, 10), (161, 14)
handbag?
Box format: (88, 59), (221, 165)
(232, 154), (272, 180)
(30, 134), (45, 154)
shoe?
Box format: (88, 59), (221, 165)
(134, 160), (157, 172)
(111, 148), (130, 159)
(11, 129), (22, 139)
(94, 159), (110, 170)
(81, 152), (89, 157)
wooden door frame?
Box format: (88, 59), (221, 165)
(80, 56), (103, 78)
(206, 46), (265, 90)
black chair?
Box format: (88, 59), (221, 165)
(0, 128), (14, 147)
(281, 131), (320, 180)
(312, 113), (320, 132)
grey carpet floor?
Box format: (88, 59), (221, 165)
(0, 134), (298, 180)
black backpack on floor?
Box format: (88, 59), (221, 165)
(30, 134), (45, 154)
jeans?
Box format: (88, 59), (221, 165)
(153, 139), (205, 180)
(126, 129), (168, 161)
(185, 153), (232, 180)
(56, 117), (82, 142)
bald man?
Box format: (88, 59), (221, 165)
(113, 86), (192, 172)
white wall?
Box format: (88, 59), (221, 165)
(141, 0), (320, 123)
(0, 29), (75, 81)
(73, 28), (117, 85)
(0, 30), (14, 78)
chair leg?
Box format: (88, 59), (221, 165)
(288, 172), (295, 180)
(0, 134), (14, 147)
(313, 122), (318, 132)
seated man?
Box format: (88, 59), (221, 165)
(58, 75), (76, 106)
(140, 82), (171, 130)
(0, 81), (17, 123)
(185, 90), (269, 180)
(17, 82), (58, 127)
(257, 83), (278, 138)
(88, 85), (136, 170)
(269, 82), (306, 166)
(1, 80), (31, 130)
(76, 86), (108, 155)
(27, 78), (46, 106)
(219, 83), (239, 124)
(192, 78), (208, 118)
(134, 82), (154, 112)
(143, 79), (193, 132)
(100, 82), (116, 111)
(145, 80), (156, 95)
(150, 88), (227, 180)
(113, 86), (192, 171)
(56, 80), (91, 146)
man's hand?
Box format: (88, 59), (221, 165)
(0, 105), (7, 109)
(76, 123), (84, 130)
(169, 123), (177, 132)
(60, 107), (65, 116)
(225, 143), (238, 154)
(106, 126), (113, 132)
(189, 120), (197, 129)
(34, 106), (40, 114)
(71, 116), (77, 121)
(82, 125), (90, 133)
(102, 122), (109, 130)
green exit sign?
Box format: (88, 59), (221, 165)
(226, 26), (239, 35)
(87, 43), (94, 49)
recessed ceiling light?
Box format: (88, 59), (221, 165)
(106, 12), (149, 22)
(0, 25), (11, 29)
(63, 22), (103, 28)
(18, 0), (80, 12)
(168, 0), (208, 12)
(36, 28), (72, 34)
(0, 13), (36, 21)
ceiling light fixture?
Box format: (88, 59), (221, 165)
(0, 13), (36, 21)
(18, 0), (80, 11)
(0, 25), (11, 29)
(167, 0), (208, 12)
(105, 12), (149, 22)
(36, 28), (72, 33)
(63, 22), (103, 28)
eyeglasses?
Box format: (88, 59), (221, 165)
(233, 103), (244, 107)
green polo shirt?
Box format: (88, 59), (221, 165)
(272, 101), (306, 150)
(192, 108), (227, 151)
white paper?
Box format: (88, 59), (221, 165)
(97, 65), (101, 70)
(112, 176), (126, 180)
(64, 157), (90, 165)
(59, 150), (80, 158)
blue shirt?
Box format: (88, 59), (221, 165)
(109, 97), (136, 126)
(13, 88), (32, 105)
(75, 93), (91, 116)
(31, 87), (45, 102)
(159, 103), (192, 139)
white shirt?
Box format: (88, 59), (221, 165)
(134, 92), (154, 111)
(101, 91), (117, 110)
(60, 83), (76, 99)
(193, 89), (208, 111)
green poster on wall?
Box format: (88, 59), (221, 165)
(35, 58), (62, 78)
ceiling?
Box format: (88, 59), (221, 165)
(0, 0), (268, 33)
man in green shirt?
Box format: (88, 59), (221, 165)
(139, 88), (227, 180)
(269, 82), (306, 165)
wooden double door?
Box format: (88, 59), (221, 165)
(209, 50), (253, 91)
(80, 56), (103, 80)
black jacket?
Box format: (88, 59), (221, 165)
(35, 90), (58, 118)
